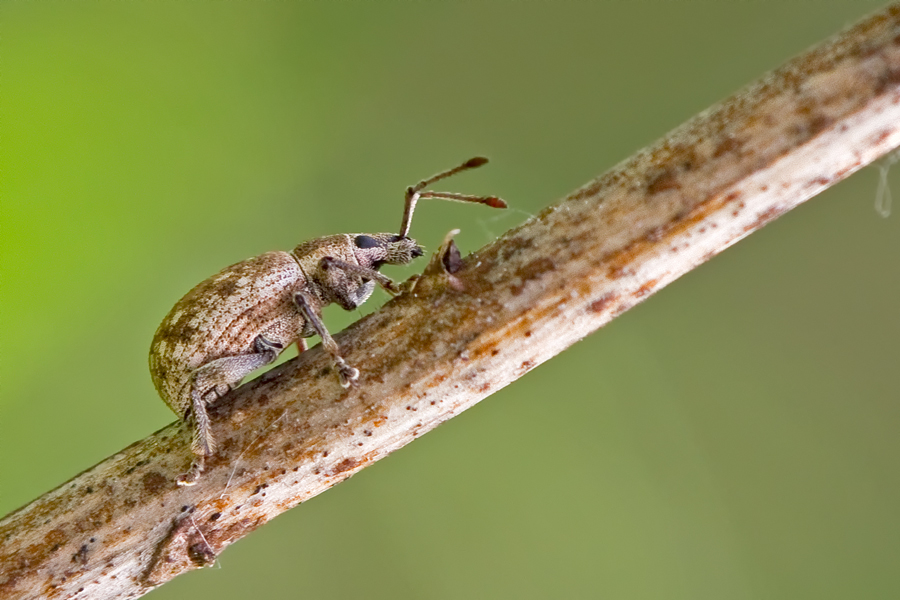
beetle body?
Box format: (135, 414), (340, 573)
(150, 251), (303, 413)
(149, 158), (504, 485)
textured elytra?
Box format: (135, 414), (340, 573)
(149, 251), (307, 416)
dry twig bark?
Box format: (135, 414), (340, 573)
(2, 4), (899, 599)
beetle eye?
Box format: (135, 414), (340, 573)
(354, 235), (380, 249)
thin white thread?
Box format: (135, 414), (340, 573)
(874, 149), (900, 218)
(476, 208), (534, 240)
(220, 409), (288, 499)
(189, 513), (219, 569)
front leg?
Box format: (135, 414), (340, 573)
(320, 256), (400, 295)
(177, 334), (283, 486)
(294, 290), (360, 387)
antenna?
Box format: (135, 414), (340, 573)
(399, 157), (506, 238)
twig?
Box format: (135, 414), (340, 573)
(2, 4), (899, 599)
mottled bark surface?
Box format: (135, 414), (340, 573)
(2, 4), (899, 599)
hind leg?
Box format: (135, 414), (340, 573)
(177, 334), (283, 486)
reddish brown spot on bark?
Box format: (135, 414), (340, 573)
(516, 257), (555, 281)
(713, 136), (743, 157)
(142, 471), (169, 496)
(609, 266), (633, 279)
(331, 458), (359, 475)
(873, 128), (894, 145)
(647, 170), (681, 194)
(876, 67), (900, 94)
(747, 206), (786, 232)
(7, 527), (70, 590)
(568, 178), (606, 202)
(807, 114), (833, 136)
(588, 294), (618, 313)
(634, 279), (659, 299)
(511, 257), (556, 295)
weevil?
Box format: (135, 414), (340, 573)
(149, 157), (505, 485)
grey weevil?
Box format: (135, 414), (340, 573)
(149, 157), (505, 485)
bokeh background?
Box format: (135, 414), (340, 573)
(2, 2), (898, 598)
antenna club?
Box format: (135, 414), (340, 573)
(484, 196), (507, 209)
(465, 157), (489, 168)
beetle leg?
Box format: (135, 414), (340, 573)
(319, 256), (400, 295)
(294, 291), (360, 387)
(176, 335), (283, 486)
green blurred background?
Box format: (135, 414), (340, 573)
(2, 2), (898, 598)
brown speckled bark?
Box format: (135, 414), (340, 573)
(2, 4), (900, 599)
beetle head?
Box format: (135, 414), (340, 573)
(352, 233), (424, 271)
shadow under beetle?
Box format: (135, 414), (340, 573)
(149, 157), (505, 485)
